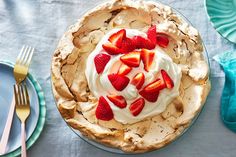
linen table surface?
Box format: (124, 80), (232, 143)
(0, 0), (235, 157)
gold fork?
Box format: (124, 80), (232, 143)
(14, 45), (35, 84)
(0, 45), (34, 155)
(14, 84), (30, 157)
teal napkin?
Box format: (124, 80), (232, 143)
(214, 51), (236, 132)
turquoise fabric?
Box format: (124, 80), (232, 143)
(214, 51), (236, 132)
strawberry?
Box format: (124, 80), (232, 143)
(95, 96), (114, 121)
(120, 51), (141, 67)
(108, 73), (130, 91)
(139, 89), (159, 102)
(161, 69), (174, 89)
(94, 53), (111, 74)
(143, 78), (166, 93)
(129, 98), (145, 116)
(131, 72), (145, 90)
(107, 95), (127, 108)
(108, 29), (126, 48)
(120, 37), (136, 53)
(156, 33), (169, 48)
(102, 43), (123, 55)
(147, 25), (157, 44)
(132, 36), (155, 50)
(117, 63), (132, 75)
(141, 49), (155, 72)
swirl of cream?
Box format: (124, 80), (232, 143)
(85, 29), (182, 124)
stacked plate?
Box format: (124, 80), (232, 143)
(0, 61), (46, 157)
(205, 0), (236, 43)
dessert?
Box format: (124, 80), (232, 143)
(51, 0), (211, 153)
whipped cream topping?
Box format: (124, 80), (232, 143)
(85, 29), (182, 124)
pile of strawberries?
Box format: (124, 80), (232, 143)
(94, 26), (174, 121)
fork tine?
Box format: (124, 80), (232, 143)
(22, 46), (31, 65)
(14, 85), (19, 105)
(24, 83), (30, 106)
(20, 46), (30, 65)
(25, 47), (34, 66)
(23, 47), (34, 66)
(17, 84), (23, 105)
(20, 84), (26, 105)
(16, 45), (26, 64)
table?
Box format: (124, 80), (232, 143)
(0, 0), (235, 156)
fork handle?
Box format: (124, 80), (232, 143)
(0, 98), (15, 155)
(21, 122), (27, 157)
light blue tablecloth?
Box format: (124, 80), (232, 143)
(0, 0), (236, 156)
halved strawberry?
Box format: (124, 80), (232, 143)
(156, 33), (169, 48)
(108, 73), (130, 91)
(141, 49), (155, 72)
(129, 98), (145, 116)
(132, 36), (155, 50)
(107, 95), (127, 109)
(161, 69), (174, 88)
(102, 43), (122, 55)
(117, 63), (132, 75)
(108, 29), (126, 48)
(139, 89), (159, 102)
(131, 72), (145, 90)
(143, 78), (166, 93)
(120, 37), (136, 53)
(94, 53), (111, 74)
(120, 51), (141, 67)
(147, 25), (157, 44)
(95, 96), (114, 121)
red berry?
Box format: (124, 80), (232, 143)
(120, 37), (136, 53)
(108, 73), (130, 91)
(132, 36), (155, 50)
(94, 53), (111, 74)
(147, 25), (157, 44)
(95, 96), (114, 121)
(143, 78), (166, 93)
(156, 33), (169, 48)
(108, 29), (126, 48)
(139, 89), (159, 102)
(120, 51), (141, 67)
(117, 63), (132, 75)
(141, 49), (155, 72)
(107, 95), (127, 108)
(131, 73), (145, 90)
(161, 69), (174, 88)
(129, 98), (145, 116)
(102, 43), (123, 55)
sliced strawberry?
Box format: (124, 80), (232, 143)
(107, 95), (127, 109)
(129, 98), (145, 116)
(108, 29), (126, 48)
(156, 33), (169, 48)
(141, 49), (155, 72)
(161, 69), (174, 89)
(117, 63), (132, 75)
(132, 36), (155, 50)
(108, 73), (130, 91)
(120, 51), (141, 67)
(120, 37), (136, 53)
(131, 72), (145, 90)
(94, 53), (111, 74)
(102, 43), (123, 55)
(95, 96), (114, 121)
(147, 25), (157, 44)
(143, 78), (166, 93)
(139, 89), (159, 102)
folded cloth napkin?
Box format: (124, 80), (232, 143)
(214, 51), (236, 132)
